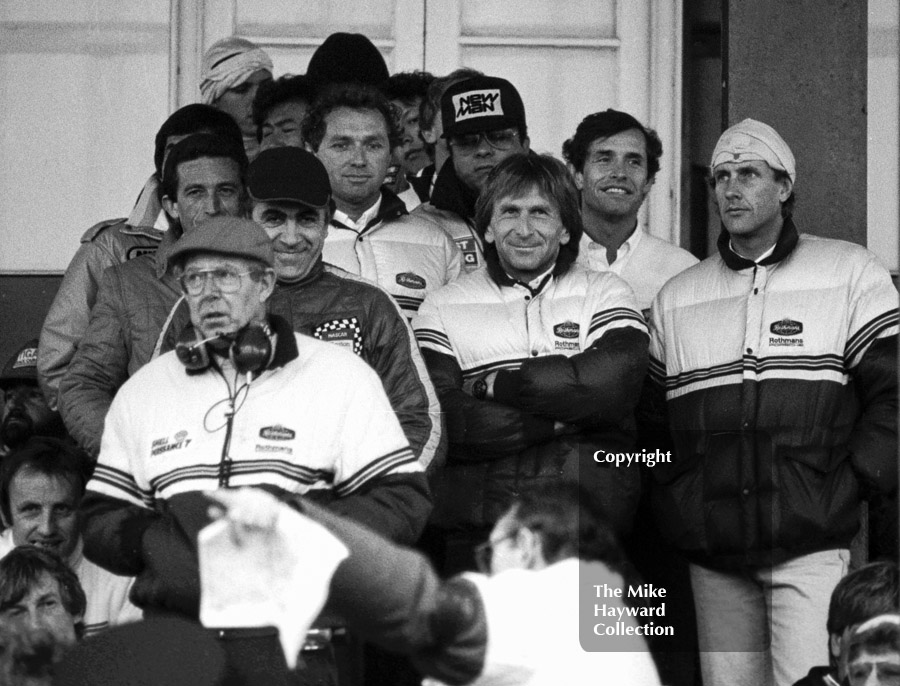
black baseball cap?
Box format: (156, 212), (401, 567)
(440, 76), (526, 138)
(247, 148), (332, 209)
(0, 339), (38, 389)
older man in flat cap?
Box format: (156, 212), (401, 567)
(201, 36), (273, 157)
(645, 119), (898, 686)
(81, 216), (426, 684)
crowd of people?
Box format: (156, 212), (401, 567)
(0, 29), (896, 686)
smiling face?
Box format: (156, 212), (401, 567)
(574, 128), (654, 223)
(183, 254), (274, 340)
(251, 200), (328, 282)
(485, 185), (569, 283)
(5, 466), (80, 561)
(315, 107), (392, 217)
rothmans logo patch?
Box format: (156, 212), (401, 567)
(260, 425), (295, 441)
(770, 319), (803, 336)
(396, 272), (426, 290)
(453, 89), (503, 122)
(13, 348), (37, 369)
(553, 322), (580, 339)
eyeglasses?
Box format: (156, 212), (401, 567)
(473, 531), (519, 574)
(179, 268), (258, 295)
(448, 129), (520, 155)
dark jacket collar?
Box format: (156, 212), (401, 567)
(276, 257), (325, 289)
(181, 314), (298, 375)
(429, 161), (479, 221)
(408, 164), (435, 203)
(717, 216), (800, 271)
(484, 249), (574, 294)
(267, 314), (299, 370)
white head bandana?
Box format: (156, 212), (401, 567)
(200, 37), (273, 105)
(710, 118), (796, 184)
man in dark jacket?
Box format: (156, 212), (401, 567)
(157, 146), (445, 473)
(81, 217), (428, 684)
(413, 75), (530, 273)
(58, 133), (248, 457)
(647, 119), (898, 686)
(37, 105), (244, 411)
(413, 153), (648, 574)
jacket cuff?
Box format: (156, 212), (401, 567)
(491, 369), (523, 405)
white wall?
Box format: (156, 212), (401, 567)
(868, 0), (899, 272)
(0, 1), (170, 273)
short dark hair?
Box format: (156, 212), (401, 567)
(509, 483), (626, 571)
(0, 438), (88, 525)
(848, 620), (900, 662)
(474, 153), (582, 273)
(302, 84), (402, 152)
(827, 562), (899, 637)
(383, 71), (435, 106)
(252, 75), (316, 142)
(159, 133), (248, 205)
(0, 547), (87, 640)
(420, 68), (483, 133)
(154, 104), (244, 179)
(562, 109), (663, 181)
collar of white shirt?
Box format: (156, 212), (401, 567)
(333, 196), (383, 233)
(729, 238), (776, 264)
(578, 224), (643, 273)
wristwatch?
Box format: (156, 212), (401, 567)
(472, 376), (488, 400)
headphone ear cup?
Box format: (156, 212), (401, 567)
(175, 327), (211, 372)
(231, 323), (272, 375)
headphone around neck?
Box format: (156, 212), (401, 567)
(175, 321), (273, 375)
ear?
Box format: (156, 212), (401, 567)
(162, 195), (179, 221)
(778, 175), (793, 202)
(559, 228), (571, 246)
(829, 633), (841, 660)
(258, 269), (276, 302)
(484, 222), (496, 245)
(568, 162), (584, 191)
(421, 127), (438, 145)
(521, 136), (531, 153)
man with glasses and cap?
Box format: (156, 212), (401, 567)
(155, 146), (445, 481)
(58, 133), (248, 459)
(646, 119), (898, 686)
(81, 216), (426, 684)
(414, 75), (531, 273)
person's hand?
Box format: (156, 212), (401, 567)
(205, 488), (285, 547)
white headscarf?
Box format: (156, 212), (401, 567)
(200, 37), (273, 105)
